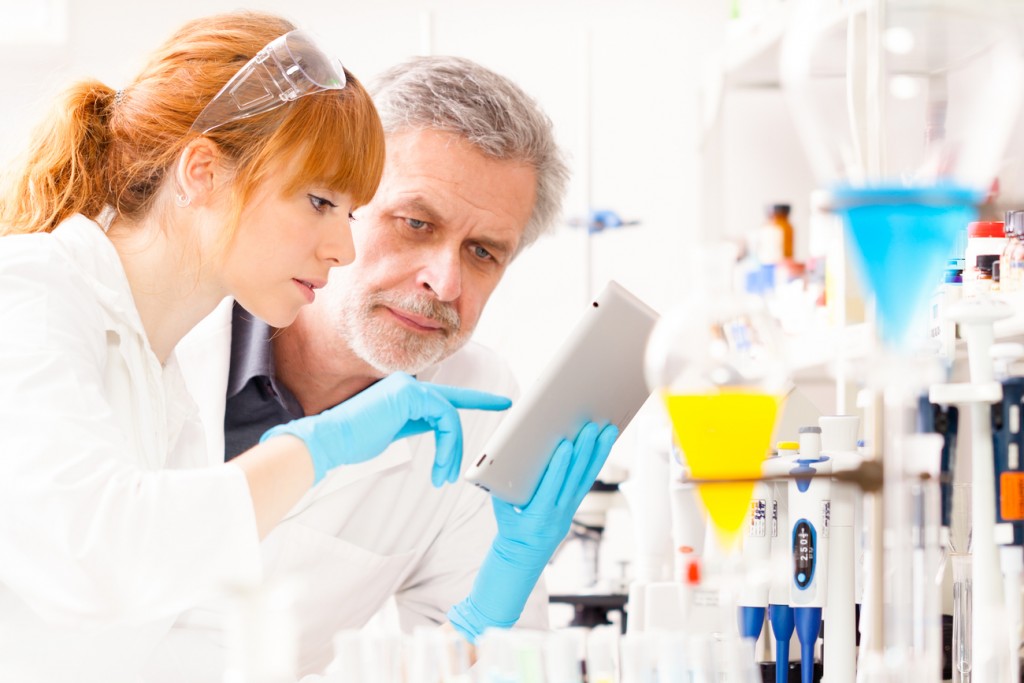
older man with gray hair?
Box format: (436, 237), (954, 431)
(155, 56), (619, 681)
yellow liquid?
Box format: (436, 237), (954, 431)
(664, 391), (780, 543)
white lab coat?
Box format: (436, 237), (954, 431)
(0, 216), (263, 683)
(143, 299), (548, 681)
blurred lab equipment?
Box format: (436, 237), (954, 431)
(782, 0), (1024, 678)
(548, 474), (630, 633)
(756, 203), (796, 267)
(789, 427), (831, 683)
(819, 415), (862, 683)
(644, 241), (789, 680)
(567, 209), (642, 235)
(222, 580), (298, 683)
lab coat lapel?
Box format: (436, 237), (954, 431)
(56, 218), (172, 471)
(175, 297), (234, 467)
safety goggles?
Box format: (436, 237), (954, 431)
(189, 29), (346, 135)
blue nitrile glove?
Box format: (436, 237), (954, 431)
(259, 372), (511, 486)
(447, 421), (620, 643)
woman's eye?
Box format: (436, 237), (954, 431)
(405, 218), (428, 230)
(308, 194), (337, 213)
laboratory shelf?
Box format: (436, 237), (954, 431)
(782, 322), (872, 375)
(698, 6), (793, 142)
(715, 8), (791, 90)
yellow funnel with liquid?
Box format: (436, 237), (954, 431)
(644, 243), (789, 547)
(664, 390), (781, 542)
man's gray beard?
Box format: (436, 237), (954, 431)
(339, 291), (467, 375)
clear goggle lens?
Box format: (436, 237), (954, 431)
(189, 29), (346, 135)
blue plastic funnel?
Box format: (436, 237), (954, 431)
(831, 185), (980, 351)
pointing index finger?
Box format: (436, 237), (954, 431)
(423, 383), (513, 411)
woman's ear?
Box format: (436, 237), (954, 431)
(175, 138), (226, 207)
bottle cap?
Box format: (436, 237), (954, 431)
(968, 221), (1005, 238)
(767, 203), (791, 217)
(798, 426), (822, 434)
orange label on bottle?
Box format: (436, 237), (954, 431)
(1000, 472), (1024, 521)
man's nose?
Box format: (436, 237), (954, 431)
(418, 247), (462, 302)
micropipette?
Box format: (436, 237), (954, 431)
(790, 427), (830, 683)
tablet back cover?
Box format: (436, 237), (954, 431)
(465, 280), (659, 505)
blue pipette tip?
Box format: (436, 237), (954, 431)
(795, 607), (822, 683)
(769, 604), (794, 683)
(791, 457), (828, 493)
(738, 606), (766, 641)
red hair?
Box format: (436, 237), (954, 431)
(0, 10), (384, 239)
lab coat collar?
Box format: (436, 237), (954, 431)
(53, 215), (148, 340)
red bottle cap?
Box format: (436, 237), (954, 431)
(685, 559), (701, 585)
(968, 221), (1005, 238)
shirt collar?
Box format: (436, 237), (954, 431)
(227, 302), (277, 398)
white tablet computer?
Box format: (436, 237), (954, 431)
(464, 280), (659, 506)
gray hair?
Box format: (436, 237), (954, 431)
(370, 56), (568, 254)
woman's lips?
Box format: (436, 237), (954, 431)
(293, 278), (324, 303)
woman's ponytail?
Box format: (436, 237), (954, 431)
(0, 81), (116, 235)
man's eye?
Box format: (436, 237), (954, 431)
(308, 194), (337, 213)
(473, 245), (495, 261)
(405, 218), (428, 230)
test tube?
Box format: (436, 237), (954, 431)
(950, 483), (972, 683)
(619, 632), (657, 683)
(585, 626), (620, 683)
(475, 629), (515, 683)
(544, 629), (585, 683)
(222, 580), (298, 683)
(409, 627), (472, 683)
